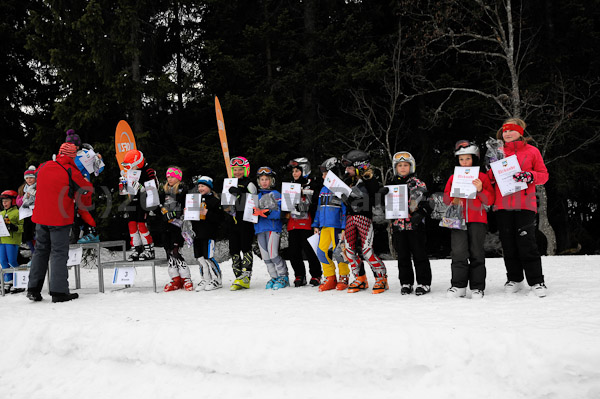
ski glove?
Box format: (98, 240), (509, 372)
(378, 186), (390, 195)
(229, 186), (242, 195)
(253, 207), (270, 217)
(295, 202), (310, 213)
(513, 171), (533, 184)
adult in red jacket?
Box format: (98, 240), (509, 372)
(487, 118), (549, 297)
(27, 143), (93, 303)
(443, 141), (495, 298)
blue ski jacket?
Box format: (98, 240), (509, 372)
(254, 189), (283, 234)
(312, 186), (346, 230)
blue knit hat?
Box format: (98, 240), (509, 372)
(196, 176), (213, 189)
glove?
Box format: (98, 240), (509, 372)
(164, 211), (177, 221)
(229, 186), (241, 195)
(4, 218), (18, 232)
(253, 207), (270, 217)
(407, 180), (417, 190)
(513, 171), (533, 184)
(295, 202), (310, 213)
(378, 186), (390, 195)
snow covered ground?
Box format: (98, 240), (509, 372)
(2, 254), (599, 399)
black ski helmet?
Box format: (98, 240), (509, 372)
(319, 157), (341, 175)
(341, 150), (370, 174)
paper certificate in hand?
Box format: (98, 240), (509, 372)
(0, 217), (10, 237)
(384, 185), (409, 219)
(281, 182), (302, 212)
(221, 178), (238, 206)
(184, 193), (201, 221)
(126, 169), (142, 195)
(490, 155), (528, 197)
(79, 149), (104, 174)
(243, 194), (259, 223)
(144, 180), (160, 208)
(323, 170), (351, 199)
(450, 166), (480, 199)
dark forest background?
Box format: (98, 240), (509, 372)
(1, 0), (599, 255)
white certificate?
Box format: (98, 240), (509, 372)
(281, 182), (302, 212)
(67, 247), (83, 266)
(490, 155), (528, 197)
(242, 194), (259, 223)
(184, 194), (201, 221)
(384, 185), (409, 219)
(221, 178), (238, 206)
(323, 170), (351, 199)
(307, 233), (321, 257)
(0, 217), (10, 237)
(450, 166), (480, 199)
(79, 149), (98, 174)
(144, 180), (160, 208)
(126, 170), (142, 195)
(19, 206), (33, 220)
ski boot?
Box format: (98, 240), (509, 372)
(138, 243), (155, 261)
(231, 254), (242, 278)
(128, 246), (143, 262)
(230, 268), (251, 291)
(347, 275), (368, 293)
(182, 278), (194, 291)
(471, 289), (485, 299)
(400, 284), (413, 295)
(415, 284), (430, 296)
(309, 277), (321, 287)
(446, 287), (466, 298)
(318, 275), (337, 292)
(372, 276), (389, 294)
(272, 276), (290, 290)
(336, 275), (349, 290)
(531, 283), (547, 298)
(294, 276), (307, 287)
(265, 278), (277, 289)
(164, 276), (183, 292)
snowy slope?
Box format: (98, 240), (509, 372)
(2, 255), (599, 399)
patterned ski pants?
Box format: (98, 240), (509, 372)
(344, 215), (387, 278)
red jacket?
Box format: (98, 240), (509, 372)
(443, 172), (495, 224)
(486, 141), (549, 213)
(33, 155), (93, 226)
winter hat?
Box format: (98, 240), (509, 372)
(166, 166), (183, 181)
(65, 129), (82, 147)
(24, 165), (36, 178)
(196, 176), (214, 189)
(58, 143), (77, 158)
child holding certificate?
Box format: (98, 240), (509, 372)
(488, 118), (549, 297)
(285, 158), (322, 287)
(388, 152), (432, 295)
(1, 190), (24, 292)
(227, 156), (258, 290)
(312, 157), (351, 292)
(253, 167), (289, 290)
(161, 166), (194, 292)
(443, 141), (495, 299)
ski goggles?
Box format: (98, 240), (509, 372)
(288, 160), (304, 169)
(341, 158), (353, 167)
(455, 140), (474, 150)
(393, 152), (413, 162)
(230, 157), (247, 166)
(256, 166), (275, 176)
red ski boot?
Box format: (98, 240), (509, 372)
(164, 276), (183, 292)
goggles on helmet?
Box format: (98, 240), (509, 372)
(455, 140), (474, 151)
(393, 152), (412, 162)
(230, 157), (247, 166)
(257, 166), (274, 176)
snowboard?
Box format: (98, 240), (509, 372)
(215, 96), (232, 178)
(115, 120), (137, 172)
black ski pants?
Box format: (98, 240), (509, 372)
(394, 228), (431, 286)
(496, 209), (544, 286)
(450, 222), (487, 290)
(287, 229), (322, 280)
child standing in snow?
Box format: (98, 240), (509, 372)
(17, 166), (37, 263)
(443, 141), (495, 299)
(312, 157), (350, 292)
(120, 149), (158, 261)
(285, 157), (322, 287)
(191, 176), (224, 291)
(226, 156), (257, 290)
(487, 118), (549, 297)
(253, 166), (289, 290)
(161, 166), (194, 292)
(0, 190), (24, 292)
(65, 129), (103, 243)
(388, 151), (432, 295)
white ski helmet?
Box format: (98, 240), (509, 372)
(288, 157), (311, 178)
(454, 140), (481, 161)
(392, 151), (416, 175)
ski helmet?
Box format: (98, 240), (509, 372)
(256, 166), (276, 188)
(319, 157), (340, 175)
(454, 140), (481, 163)
(0, 190), (18, 206)
(288, 157), (311, 178)
(196, 176), (214, 189)
(122, 149), (145, 170)
(392, 151), (416, 175)
(230, 156), (250, 177)
(341, 150), (370, 174)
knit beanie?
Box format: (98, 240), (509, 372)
(24, 165), (36, 178)
(166, 166), (183, 181)
(196, 176), (214, 189)
(59, 143), (77, 158)
(65, 129), (82, 147)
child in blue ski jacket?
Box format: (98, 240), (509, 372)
(253, 166), (289, 290)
